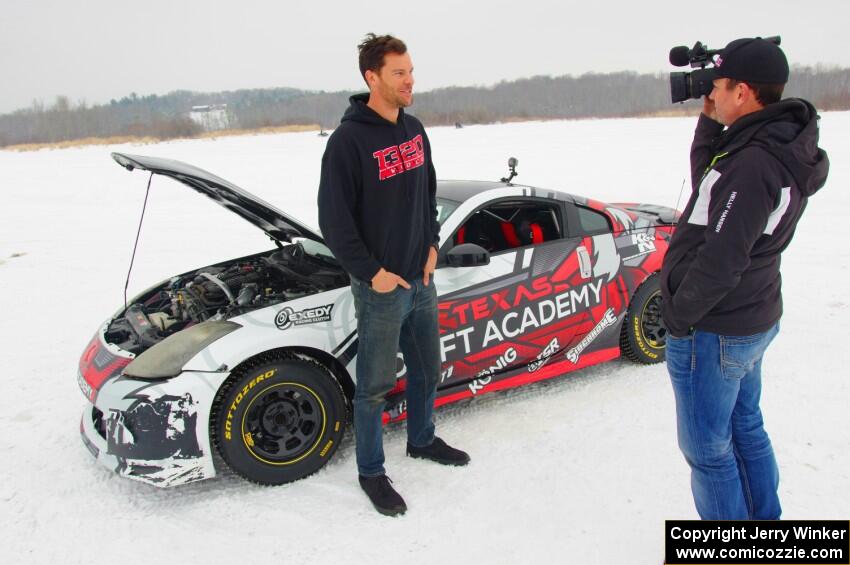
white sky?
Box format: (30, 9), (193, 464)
(2, 0), (848, 114)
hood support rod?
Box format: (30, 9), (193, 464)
(125, 172), (154, 311)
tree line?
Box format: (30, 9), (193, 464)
(1, 66), (848, 148)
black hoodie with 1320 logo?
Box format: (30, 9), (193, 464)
(318, 93), (440, 283)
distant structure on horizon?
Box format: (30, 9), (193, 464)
(189, 104), (230, 131)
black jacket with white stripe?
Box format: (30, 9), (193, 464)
(661, 98), (829, 337)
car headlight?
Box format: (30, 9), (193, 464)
(123, 320), (241, 379)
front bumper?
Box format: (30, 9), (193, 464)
(79, 368), (230, 488)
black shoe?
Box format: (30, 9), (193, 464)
(406, 437), (470, 466)
(358, 474), (407, 516)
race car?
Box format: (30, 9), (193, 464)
(78, 152), (676, 487)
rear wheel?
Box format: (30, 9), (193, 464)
(620, 274), (666, 364)
(212, 354), (346, 485)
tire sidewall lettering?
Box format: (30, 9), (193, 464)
(224, 369), (276, 441)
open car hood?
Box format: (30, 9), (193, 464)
(112, 152), (323, 244)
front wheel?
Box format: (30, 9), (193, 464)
(212, 355), (347, 485)
(620, 274), (666, 364)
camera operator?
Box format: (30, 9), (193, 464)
(660, 38), (830, 520)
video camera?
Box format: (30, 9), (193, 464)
(668, 36), (781, 103)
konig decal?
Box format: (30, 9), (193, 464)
(275, 304), (334, 330)
(440, 277), (605, 361)
(469, 347), (518, 394)
(566, 308), (617, 363)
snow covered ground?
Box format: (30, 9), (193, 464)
(1, 113), (848, 564)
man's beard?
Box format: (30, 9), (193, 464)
(380, 82), (412, 108)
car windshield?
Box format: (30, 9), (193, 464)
(436, 197), (460, 225)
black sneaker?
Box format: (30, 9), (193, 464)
(406, 437), (470, 466)
(358, 474), (407, 516)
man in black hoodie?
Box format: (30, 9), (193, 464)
(317, 34), (469, 516)
(661, 38), (829, 520)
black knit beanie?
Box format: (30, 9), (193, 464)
(714, 37), (789, 84)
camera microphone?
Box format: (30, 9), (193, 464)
(668, 40), (718, 102)
(669, 46), (691, 67)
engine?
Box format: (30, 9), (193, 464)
(105, 242), (347, 354)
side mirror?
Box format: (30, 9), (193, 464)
(446, 243), (490, 267)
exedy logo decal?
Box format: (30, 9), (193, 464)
(566, 308), (617, 364)
(275, 304), (334, 330)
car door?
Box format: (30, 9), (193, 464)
(432, 197), (609, 396)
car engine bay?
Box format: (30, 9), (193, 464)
(105, 241), (347, 354)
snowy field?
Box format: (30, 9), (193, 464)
(1, 113), (848, 564)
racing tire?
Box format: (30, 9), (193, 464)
(620, 274), (666, 364)
(212, 354), (346, 485)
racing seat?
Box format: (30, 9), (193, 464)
(455, 206), (555, 252)
(499, 221), (522, 248)
(454, 213), (499, 251)
(515, 220), (545, 246)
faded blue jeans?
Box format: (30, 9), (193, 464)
(350, 276), (439, 477)
(667, 323), (781, 520)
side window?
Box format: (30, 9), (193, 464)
(575, 205), (612, 235)
(453, 200), (562, 254)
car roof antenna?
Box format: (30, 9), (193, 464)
(124, 172), (154, 311)
(500, 157), (518, 185)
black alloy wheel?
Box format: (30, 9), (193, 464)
(246, 383), (323, 462)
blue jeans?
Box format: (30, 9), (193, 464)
(350, 276), (439, 477)
(666, 323), (781, 520)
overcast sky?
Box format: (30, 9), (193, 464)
(2, 0), (848, 114)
